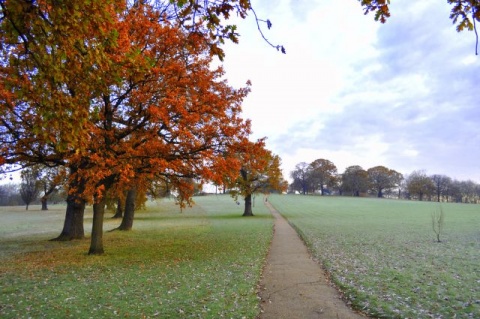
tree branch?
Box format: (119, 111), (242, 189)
(473, 6), (479, 55)
(248, 1), (286, 54)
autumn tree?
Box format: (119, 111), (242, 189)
(1, 1), (252, 254)
(367, 165), (403, 198)
(0, 0), (128, 241)
(77, 5), (252, 254)
(406, 170), (435, 201)
(342, 165), (369, 197)
(308, 159), (337, 195)
(228, 139), (287, 216)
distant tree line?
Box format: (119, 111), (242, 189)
(0, 182), (66, 208)
(289, 159), (480, 203)
(0, 183), (22, 206)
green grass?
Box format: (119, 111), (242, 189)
(0, 195), (273, 319)
(268, 194), (480, 319)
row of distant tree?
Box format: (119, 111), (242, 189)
(289, 159), (480, 203)
(0, 182), (66, 208)
(0, 165), (68, 208)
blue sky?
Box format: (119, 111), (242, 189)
(221, 0), (480, 182)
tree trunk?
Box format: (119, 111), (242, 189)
(89, 195), (106, 255)
(53, 168), (86, 241)
(243, 193), (254, 216)
(112, 197), (123, 219)
(117, 188), (136, 230)
(41, 196), (48, 210)
(51, 192), (85, 241)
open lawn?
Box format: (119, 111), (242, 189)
(268, 194), (480, 318)
(2, 194), (479, 318)
(0, 195), (273, 318)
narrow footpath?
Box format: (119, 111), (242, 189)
(258, 202), (367, 319)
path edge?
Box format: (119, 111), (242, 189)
(262, 201), (367, 318)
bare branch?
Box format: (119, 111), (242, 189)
(248, 2), (286, 54)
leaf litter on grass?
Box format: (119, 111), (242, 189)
(269, 194), (480, 319)
(0, 195), (273, 319)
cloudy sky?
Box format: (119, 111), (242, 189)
(220, 0), (480, 182)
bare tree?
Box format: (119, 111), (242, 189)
(431, 174), (452, 202)
(20, 168), (40, 210)
(431, 207), (445, 243)
(290, 162), (310, 194)
(0, 183), (21, 206)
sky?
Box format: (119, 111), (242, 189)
(1, 1), (479, 186)
(219, 0), (480, 183)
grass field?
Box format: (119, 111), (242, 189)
(2, 194), (479, 318)
(268, 194), (480, 318)
(0, 195), (273, 319)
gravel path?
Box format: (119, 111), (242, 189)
(258, 202), (367, 319)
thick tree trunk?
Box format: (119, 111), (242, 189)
(89, 176), (115, 255)
(112, 197), (123, 219)
(243, 193), (254, 216)
(41, 196), (48, 210)
(53, 168), (86, 241)
(117, 188), (136, 231)
(89, 196), (106, 255)
(52, 193), (85, 241)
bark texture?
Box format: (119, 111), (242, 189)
(112, 197), (124, 219)
(117, 188), (136, 231)
(243, 193), (254, 216)
(89, 196), (106, 255)
(52, 193), (86, 241)
(41, 197), (48, 210)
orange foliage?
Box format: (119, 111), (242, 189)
(1, 1), (254, 252)
(1, 1), (251, 199)
(227, 138), (287, 199)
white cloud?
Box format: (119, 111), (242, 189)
(221, 0), (480, 182)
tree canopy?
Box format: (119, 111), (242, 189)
(228, 138), (287, 216)
(0, 0), (286, 254)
